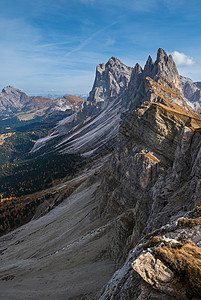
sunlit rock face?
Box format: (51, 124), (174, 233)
(180, 75), (201, 112)
(87, 56), (132, 106)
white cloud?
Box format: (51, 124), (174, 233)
(172, 51), (195, 67)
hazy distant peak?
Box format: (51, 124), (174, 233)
(2, 85), (25, 95)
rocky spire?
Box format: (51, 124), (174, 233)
(144, 55), (154, 75)
(153, 48), (183, 93)
(87, 56), (132, 105)
(156, 47), (168, 63)
(127, 48), (184, 110)
(126, 63), (143, 106)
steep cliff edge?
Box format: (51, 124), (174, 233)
(98, 78), (201, 299)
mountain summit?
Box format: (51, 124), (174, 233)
(87, 56), (132, 106)
(32, 48), (194, 157)
(127, 48), (184, 109)
(0, 86), (30, 113)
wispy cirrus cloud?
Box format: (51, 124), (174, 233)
(172, 51), (195, 67)
(64, 21), (117, 57)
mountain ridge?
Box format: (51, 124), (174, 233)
(0, 86), (84, 117)
(0, 48), (200, 300)
(31, 48), (199, 157)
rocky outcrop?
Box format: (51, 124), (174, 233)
(97, 79), (201, 298)
(131, 207), (201, 300)
(180, 75), (201, 112)
(126, 49), (184, 110)
(87, 57), (132, 107)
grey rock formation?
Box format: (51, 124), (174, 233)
(180, 75), (201, 111)
(98, 94), (201, 299)
(87, 56), (132, 106)
(32, 48), (189, 157)
(31, 57), (133, 155)
(126, 48), (184, 110)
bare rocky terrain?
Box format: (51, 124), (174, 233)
(0, 157), (117, 300)
(0, 48), (201, 299)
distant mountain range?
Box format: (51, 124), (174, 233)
(0, 85), (84, 118)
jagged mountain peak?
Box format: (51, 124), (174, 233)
(107, 56), (119, 64)
(87, 55), (132, 105)
(133, 63), (143, 73)
(154, 48), (182, 92)
(95, 56), (128, 73)
(127, 48), (184, 109)
(106, 56), (128, 69)
(144, 55), (154, 74)
(156, 47), (168, 62)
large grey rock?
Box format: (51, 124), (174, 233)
(88, 56), (132, 106)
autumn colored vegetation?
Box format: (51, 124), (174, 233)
(0, 113), (86, 236)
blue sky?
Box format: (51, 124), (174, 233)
(0, 0), (201, 95)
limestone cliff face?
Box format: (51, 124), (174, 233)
(97, 80), (201, 299)
(87, 56), (132, 106)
